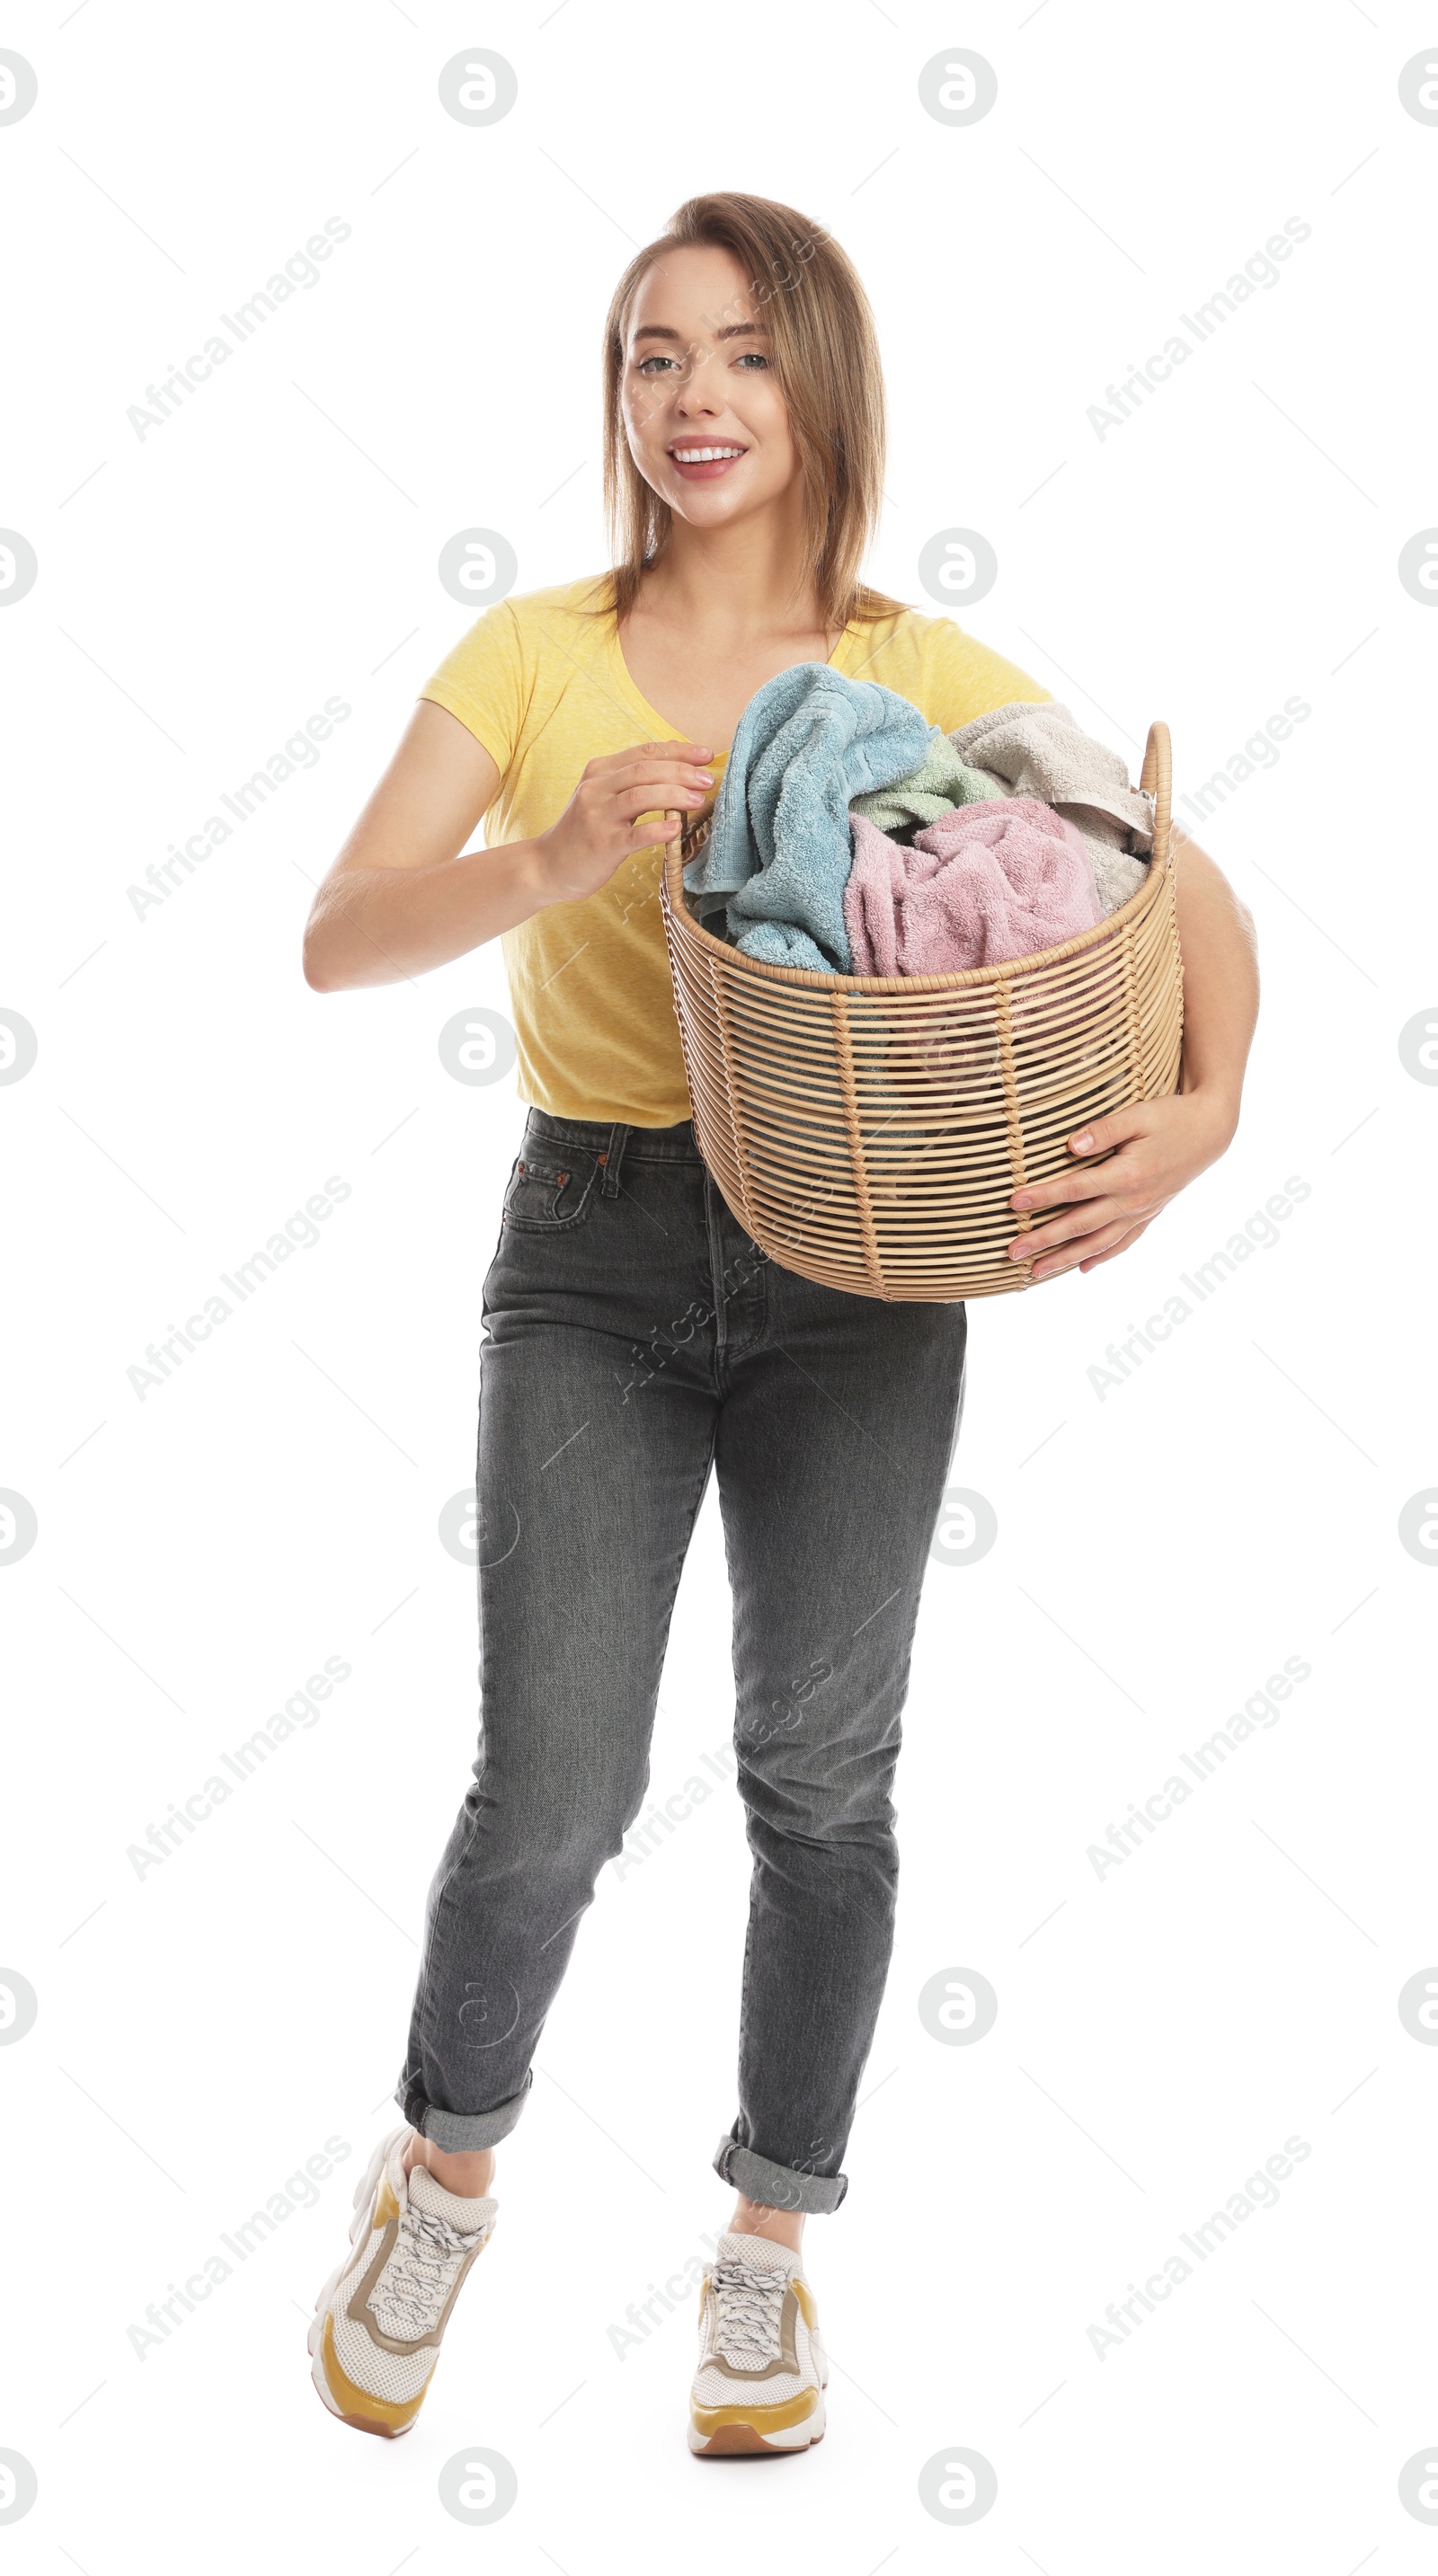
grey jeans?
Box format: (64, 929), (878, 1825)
(397, 1111), (967, 2211)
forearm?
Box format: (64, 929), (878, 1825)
(1170, 825), (1258, 1135)
(1007, 827), (1258, 1276)
(303, 838), (555, 990)
(303, 701), (711, 993)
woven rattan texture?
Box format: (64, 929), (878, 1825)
(661, 723), (1183, 1301)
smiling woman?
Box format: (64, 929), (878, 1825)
(300, 188), (1257, 2461)
(599, 199), (898, 651)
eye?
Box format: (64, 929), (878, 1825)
(734, 351), (769, 369)
(635, 353), (677, 375)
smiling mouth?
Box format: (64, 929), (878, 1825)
(668, 444), (747, 477)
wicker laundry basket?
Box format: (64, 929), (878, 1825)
(661, 721), (1183, 1301)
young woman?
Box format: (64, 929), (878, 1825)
(302, 192), (1257, 2453)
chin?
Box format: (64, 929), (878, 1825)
(665, 478), (768, 524)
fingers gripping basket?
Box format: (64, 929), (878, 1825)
(660, 721), (1183, 1301)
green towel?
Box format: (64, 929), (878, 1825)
(848, 727), (1003, 841)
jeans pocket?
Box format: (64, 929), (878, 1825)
(501, 1146), (600, 1232)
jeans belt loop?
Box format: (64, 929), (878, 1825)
(601, 1123), (628, 1198)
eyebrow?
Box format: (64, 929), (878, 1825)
(630, 321), (769, 342)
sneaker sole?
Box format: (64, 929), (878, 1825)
(688, 2387), (826, 2456)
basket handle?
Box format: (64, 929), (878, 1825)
(663, 801), (715, 925)
(1140, 721), (1172, 872)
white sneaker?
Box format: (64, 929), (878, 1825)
(308, 2126), (497, 2437)
(688, 2230), (828, 2455)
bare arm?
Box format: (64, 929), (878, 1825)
(1167, 825), (1260, 1109)
(1007, 826), (1259, 1279)
(302, 700), (715, 992)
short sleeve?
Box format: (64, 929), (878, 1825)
(920, 617), (1052, 734)
(418, 602), (528, 778)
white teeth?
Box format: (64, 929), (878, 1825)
(672, 446), (742, 463)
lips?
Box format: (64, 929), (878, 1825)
(668, 443), (747, 481)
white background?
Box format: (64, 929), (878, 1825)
(4, 1), (1436, 2566)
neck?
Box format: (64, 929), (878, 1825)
(638, 487), (831, 643)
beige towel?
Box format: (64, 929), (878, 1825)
(949, 701), (1152, 916)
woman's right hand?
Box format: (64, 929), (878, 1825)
(532, 741), (715, 904)
(304, 710), (717, 994)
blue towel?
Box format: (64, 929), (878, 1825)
(684, 664), (930, 973)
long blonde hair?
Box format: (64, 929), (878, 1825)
(599, 191), (904, 633)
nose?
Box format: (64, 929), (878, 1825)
(674, 350), (723, 420)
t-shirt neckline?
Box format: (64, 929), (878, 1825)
(607, 617), (863, 757)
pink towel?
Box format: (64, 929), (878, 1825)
(844, 797), (1103, 976)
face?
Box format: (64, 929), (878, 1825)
(621, 243), (801, 528)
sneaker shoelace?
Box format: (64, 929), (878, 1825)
(370, 2199), (483, 2341)
(711, 2255), (789, 2368)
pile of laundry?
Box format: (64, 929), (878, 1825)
(683, 664), (1154, 978)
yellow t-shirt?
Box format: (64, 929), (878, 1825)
(420, 576), (1050, 1127)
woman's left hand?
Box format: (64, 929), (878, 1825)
(1007, 1090), (1239, 1280)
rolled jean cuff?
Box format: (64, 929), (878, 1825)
(397, 2070), (532, 2152)
(712, 2135), (848, 2215)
